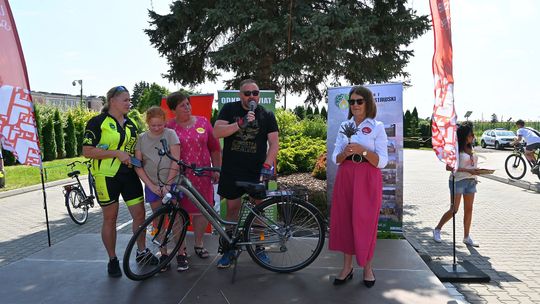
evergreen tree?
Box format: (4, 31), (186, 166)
(306, 106), (313, 118)
(64, 114), (77, 158)
(53, 109), (65, 159)
(42, 117), (57, 161)
(404, 110), (412, 137)
(320, 106), (327, 121)
(131, 81), (150, 109)
(314, 106), (320, 116)
(293, 105), (305, 120)
(33, 104), (44, 157)
(146, 0), (430, 105)
(137, 83), (170, 113)
(409, 107), (420, 137)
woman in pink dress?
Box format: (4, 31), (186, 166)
(329, 86), (388, 287)
(166, 92), (221, 270)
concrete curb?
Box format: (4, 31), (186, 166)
(480, 174), (540, 193)
(405, 235), (432, 264)
(0, 176), (88, 200)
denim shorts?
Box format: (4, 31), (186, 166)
(449, 178), (477, 194)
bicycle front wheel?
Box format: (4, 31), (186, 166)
(505, 154), (526, 179)
(65, 188), (88, 225)
(123, 205), (189, 281)
(243, 197), (326, 273)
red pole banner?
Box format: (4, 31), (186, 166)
(430, 0), (457, 170)
(0, 0), (41, 166)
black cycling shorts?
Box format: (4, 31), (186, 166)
(94, 170), (143, 207)
(217, 171), (259, 200)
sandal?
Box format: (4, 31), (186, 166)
(194, 246), (210, 259)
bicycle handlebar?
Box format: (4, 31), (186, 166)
(67, 160), (91, 168)
(159, 138), (220, 175)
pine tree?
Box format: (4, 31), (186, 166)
(53, 109), (65, 159)
(42, 117), (57, 161)
(146, 0), (430, 105)
(294, 106), (305, 120)
(320, 106), (327, 121)
(64, 114), (77, 158)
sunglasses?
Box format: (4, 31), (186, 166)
(348, 98), (365, 106)
(112, 86), (128, 96)
(242, 90), (260, 97)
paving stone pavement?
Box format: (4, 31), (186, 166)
(1, 148), (539, 304)
(0, 180), (135, 268)
(404, 149), (540, 304)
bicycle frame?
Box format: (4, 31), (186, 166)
(168, 173), (255, 245)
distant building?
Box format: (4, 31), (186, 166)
(31, 91), (103, 111)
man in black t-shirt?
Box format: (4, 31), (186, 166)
(213, 79), (279, 268)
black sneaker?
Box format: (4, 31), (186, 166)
(177, 254), (189, 272)
(136, 248), (159, 265)
(159, 254), (171, 272)
(107, 257), (122, 277)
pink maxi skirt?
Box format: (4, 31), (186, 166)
(328, 160), (382, 266)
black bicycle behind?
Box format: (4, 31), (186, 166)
(505, 143), (540, 180)
(122, 139), (326, 281)
(63, 160), (97, 225)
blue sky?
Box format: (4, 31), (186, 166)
(9, 0), (540, 121)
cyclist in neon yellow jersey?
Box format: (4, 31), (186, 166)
(83, 85), (157, 277)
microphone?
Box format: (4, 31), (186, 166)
(249, 100), (257, 112)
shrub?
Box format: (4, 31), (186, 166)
(311, 153), (326, 180)
(320, 106), (327, 120)
(275, 108), (301, 139)
(53, 109), (65, 159)
(300, 116), (327, 140)
(277, 135), (326, 174)
(64, 114), (77, 158)
(42, 117), (57, 161)
(1, 149), (17, 166)
(128, 109), (146, 132)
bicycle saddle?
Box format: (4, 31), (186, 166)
(67, 171), (80, 178)
(235, 181), (266, 199)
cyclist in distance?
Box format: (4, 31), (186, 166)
(213, 79), (279, 269)
(83, 85), (156, 277)
(512, 119), (540, 174)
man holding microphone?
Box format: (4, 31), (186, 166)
(213, 79), (279, 268)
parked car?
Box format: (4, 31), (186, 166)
(480, 128), (516, 149)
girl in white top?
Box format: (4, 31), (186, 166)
(433, 122), (483, 247)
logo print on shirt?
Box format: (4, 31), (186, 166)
(109, 123), (116, 130)
(361, 127), (372, 135)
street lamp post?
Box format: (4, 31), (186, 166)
(72, 79), (83, 108)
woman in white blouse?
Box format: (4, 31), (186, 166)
(329, 86), (388, 287)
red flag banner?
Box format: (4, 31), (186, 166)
(0, 0), (41, 166)
(430, 0), (457, 170)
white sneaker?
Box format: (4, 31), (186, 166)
(463, 236), (479, 247)
(433, 229), (442, 243)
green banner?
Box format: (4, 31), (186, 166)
(217, 90), (276, 112)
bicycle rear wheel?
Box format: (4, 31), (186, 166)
(505, 154), (526, 180)
(65, 188), (88, 225)
(243, 197), (326, 273)
(123, 205), (189, 281)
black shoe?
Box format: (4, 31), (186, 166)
(107, 257), (122, 277)
(363, 270), (376, 288)
(177, 253), (189, 272)
(333, 268), (353, 285)
(136, 248), (159, 265)
(159, 254), (171, 272)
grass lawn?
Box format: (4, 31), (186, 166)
(1, 157), (88, 192)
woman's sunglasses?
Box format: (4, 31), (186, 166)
(112, 86), (128, 96)
(242, 90), (260, 97)
(348, 98), (365, 106)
